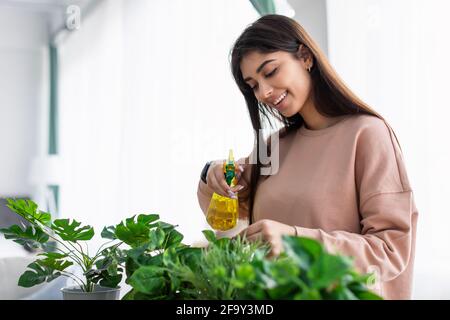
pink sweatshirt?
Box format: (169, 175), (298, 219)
(197, 114), (418, 300)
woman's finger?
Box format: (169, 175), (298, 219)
(246, 232), (263, 243)
(230, 184), (244, 193)
(208, 171), (229, 197)
(239, 222), (263, 239)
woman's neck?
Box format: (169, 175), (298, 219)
(300, 99), (342, 130)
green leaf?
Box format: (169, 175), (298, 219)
(51, 218), (94, 241)
(354, 290), (383, 300)
(215, 237), (231, 249)
(309, 253), (352, 289)
(99, 272), (122, 288)
(18, 261), (61, 287)
(86, 245), (126, 288)
(6, 198), (51, 227)
(163, 228), (184, 248)
(293, 289), (322, 300)
(156, 221), (184, 248)
(122, 289), (136, 300)
(114, 215), (154, 248)
(177, 247), (201, 270)
(39, 252), (68, 259)
(268, 258), (299, 286)
(101, 225), (117, 240)
(327, 285), (359, 300)
(137, 214), (159, 225)
(126, 243), (153, 264)
(128, 265), (166, 295)
(282, 236), (323, 269)
(148, 228), (166, 250)
(36, 252), (73, 271)
(266, 284), (298, 299)
(0, 224), (49, 249)
(231, 263), (255, 289)
(86, 266), (123, 288)
(202, 230), (216, 243)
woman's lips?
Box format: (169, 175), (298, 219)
(274, 92), (288, 111)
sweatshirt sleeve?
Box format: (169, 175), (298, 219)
(294, 119), (418, 282)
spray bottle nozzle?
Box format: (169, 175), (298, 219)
(224, 149), (237, 187)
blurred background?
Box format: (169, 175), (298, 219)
(0, 0), (448, 299)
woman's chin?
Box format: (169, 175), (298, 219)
(280, 108), (296, 118)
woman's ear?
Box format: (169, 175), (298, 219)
(297, 44), (313, 69)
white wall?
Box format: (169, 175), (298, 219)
(57, 0), (258, 248)
(0, 7), (48, 198)
(291, 0), (328, 56)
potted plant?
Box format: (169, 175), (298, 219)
(0, 198), (185, 300)
(119, 228), (383, 300)
(2, 198), (382, 300)
(0, 198), (126, 300)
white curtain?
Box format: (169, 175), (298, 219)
(326, 0), (450, 299)
(58, 0), (258, 247)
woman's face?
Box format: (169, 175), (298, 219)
(240, 49), (313, 117)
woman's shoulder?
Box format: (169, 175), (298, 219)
(348, 113), (404, 161)
(346, 113), (390, 132)
(349, 114), (411, 193)
(345, 114), (396, 143)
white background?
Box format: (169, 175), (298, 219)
(0, 0), (449, 299)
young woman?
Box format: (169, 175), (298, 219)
(197, 14), (418, 300)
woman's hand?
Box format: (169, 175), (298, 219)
(238, 219), (296, 257)
(206, 159), (247, 198)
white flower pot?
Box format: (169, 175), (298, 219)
(61, 285), (120, 300)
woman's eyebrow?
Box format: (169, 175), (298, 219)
(244, 59), (276, 82)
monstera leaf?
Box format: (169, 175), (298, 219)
(51, 219), (94, 242)
(0, 224), (49, 249)
(86, 245), (126, 288)
(18, 253), (73, 288)
(108, 214), (159, 248)
(101, 225), (117, 240)
(6, 198), (51, 227)
(36, 252), (73, 271)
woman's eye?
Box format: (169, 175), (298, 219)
(265, 68), (278, 77)
(248, 68), (277, 91)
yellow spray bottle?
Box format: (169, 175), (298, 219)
(206, 149), (239, 231)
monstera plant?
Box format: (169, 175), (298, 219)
(0, 198), (180, 299)
(0, 198), (125, 298)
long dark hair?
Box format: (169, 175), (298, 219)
(230, 14), (392, 224)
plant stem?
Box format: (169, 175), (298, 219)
(44, 232), (86, 270)
(93, 239), (118, 258)
(61, 272), (85, 290)
(92, 241), (123, 262)
(36, 222), (86, 265)
(76, 241), (84, 256)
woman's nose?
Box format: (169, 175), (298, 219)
(260, 83), (273, 100)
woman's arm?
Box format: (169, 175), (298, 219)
(297, 119), (418, 283)
(295, 190), (417, 282)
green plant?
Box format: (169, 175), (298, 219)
(102, 215), (188, 300)
(120, 228), (382, 300)
(0, 198), (126, 292)
(1, 198), (382, 299)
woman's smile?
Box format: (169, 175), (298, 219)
(272, 91), (288, 111)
